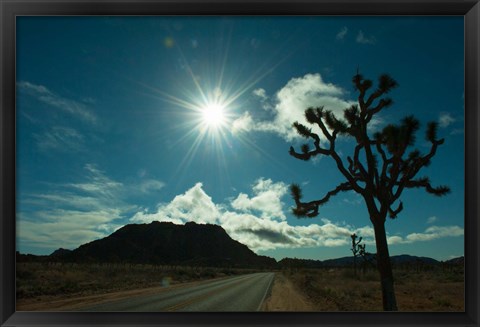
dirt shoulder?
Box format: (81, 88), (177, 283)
(261, 272), (315, 311)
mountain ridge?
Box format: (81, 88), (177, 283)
(50, 221), (277, 268)
(17, 221), (464, 268)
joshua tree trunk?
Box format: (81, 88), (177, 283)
(373, 219), (398, 311)
(353, 255), (357, 277)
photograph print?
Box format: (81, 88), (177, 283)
(15, 15), (464, 312)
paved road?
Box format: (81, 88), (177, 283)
(79, 272), (274, 312)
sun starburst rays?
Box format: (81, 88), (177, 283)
(122, 30), (293, 191)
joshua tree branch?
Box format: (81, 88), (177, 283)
(347, 144), (369, 180)
(305, 107), (334, 142)
(392, 138), (445, 201)
(330, 150), (365, 194)
(289, 146), (330, 160)
(388, 201), (403, 219)
(291, 182), (353, 217)
(399, 178), (450, 196)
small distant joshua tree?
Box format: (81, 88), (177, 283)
(350, 233), (363, 277)
(289, 72), (450, 311)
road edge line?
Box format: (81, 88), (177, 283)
(256, 272), (275, 311)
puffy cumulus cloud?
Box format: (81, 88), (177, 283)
(131, 182), (222, 225)
(219, 210), (359, 251)
(219, 212), (301, 251)
(232, 111), (254, 134)
(388, 225), (464, 244)
(129, 179), (464, 253)
(130, 210), (184, 225)
(232, 73), (355, 142)
(231, 178), (288, 220)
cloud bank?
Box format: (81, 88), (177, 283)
(18, 168), (464, 254)
(129, 178), (464, 253)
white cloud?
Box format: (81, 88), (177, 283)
(426, 216), (438, 224)
(128, 180), (378, 252)
(232, 111), (254, 134)
(388, 225), (464, 244)
(68, 164), (123, 199)
(129, 179), (464, 253)
(131, 182), (222, 225)
(253, 88), (268, 101)
(17, 220), (108, 251)
(18, 163), (169, 254)
(139, 179), (166, 193)
(233, 73), (355, 142)
(35, 126), (84, 152)
(439, 112), (455, 128)
(356, 31), (377, 45)
(17, 81), (97, 124)
(450, 128), (464, 135)
(336, 26), (348, 40)
(17, 164), (131, 252)
(231, 178), (288, 220)
(252, 88), (273, 111)
(19, 165), (464, 254)
(17, 207), (125, 251)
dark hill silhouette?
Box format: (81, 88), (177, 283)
(55, 221), (277, 268)
(445, 256), (464, 265)
(50, 248), (72, 257)
(279, 254), (452, 268)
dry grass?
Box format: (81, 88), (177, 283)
(17, 262), (464, 312)
(284, 266), (464, 312)
(16, 262), (256, 303)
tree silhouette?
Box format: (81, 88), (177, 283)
(350, 233), (363, 278)
(289, 72), (449, 311)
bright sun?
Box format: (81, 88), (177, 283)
(201, 103), (226, 128)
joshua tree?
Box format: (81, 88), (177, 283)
(289, 72), (449, 311)
(350, 233), (363, 277)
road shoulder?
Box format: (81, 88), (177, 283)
(260, 272), (315, 311)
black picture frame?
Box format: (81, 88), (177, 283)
(1, 0), (479, 326)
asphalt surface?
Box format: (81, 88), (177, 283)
(78, 272), (275, 312)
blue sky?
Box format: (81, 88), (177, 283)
(16, 16), (464, 261)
